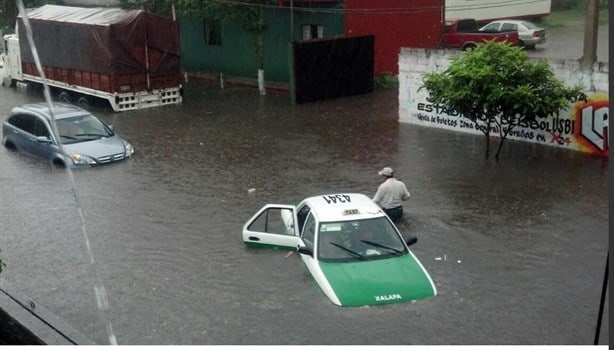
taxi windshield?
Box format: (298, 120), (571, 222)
(317, 217), (407, 262)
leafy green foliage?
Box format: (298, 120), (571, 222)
(171, 0), (275, 37)
(118, 0), (277, 35)
(551, 0), (608, 11)
(172, 0), (276, 70)
(118, 0), (176, 17)
(0, 0), (63, 34)
(421, 41), (586, 160)
(374, 71), (398, 90)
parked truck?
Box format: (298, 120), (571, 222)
(442, 18), (519, 51)
(0, 5), (183, 112)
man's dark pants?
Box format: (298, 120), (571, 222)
(384, 206), (403, 223)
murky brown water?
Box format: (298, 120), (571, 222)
(0, 79), (608, 345)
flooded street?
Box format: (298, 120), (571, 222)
(0, 78), (608, 345)
(527, 21), (609, 62)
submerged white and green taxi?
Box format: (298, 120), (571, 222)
(242, 193), (436, 307)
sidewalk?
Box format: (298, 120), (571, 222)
(186, 71), (290, 94)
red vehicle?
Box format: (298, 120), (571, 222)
(442, 18), (519, 50)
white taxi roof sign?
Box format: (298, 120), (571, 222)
(301, 193), (384, 222)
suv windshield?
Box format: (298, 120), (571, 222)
(56, 114), (113, 144)
(317, 217), (407, 262)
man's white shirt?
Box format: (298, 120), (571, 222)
(372, 178), (411, 209)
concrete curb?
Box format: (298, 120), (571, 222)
(0, 278), (95, 345)
(186, 72), (291, 94)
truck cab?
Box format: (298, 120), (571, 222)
(1, 33), (23, 87)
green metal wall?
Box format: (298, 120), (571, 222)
(179, 7), (343, 84)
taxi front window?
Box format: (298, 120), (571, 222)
(302, 214), (316, 251)
(317, 217), (407, 262)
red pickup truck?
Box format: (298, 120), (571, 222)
(442, 18), (519, 50)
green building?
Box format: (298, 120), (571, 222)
(179, 2), (344, 85)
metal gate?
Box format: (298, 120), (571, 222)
(292, 35), (374, 104)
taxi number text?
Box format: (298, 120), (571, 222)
(322, 194), (352, 204)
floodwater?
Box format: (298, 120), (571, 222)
(0, 79), (608, 345)
(527, 21), (609, 62)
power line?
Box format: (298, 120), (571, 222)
(207, 0), (440, 15)
(202, 0), (551, 15)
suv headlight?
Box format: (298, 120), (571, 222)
(125, 143), (135, 157)
(70, 153), (97, 165)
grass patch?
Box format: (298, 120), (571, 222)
(540, 9), (609, 28)
(374, 71), (399, 90)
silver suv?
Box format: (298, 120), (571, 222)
(2, 102), (134, 168)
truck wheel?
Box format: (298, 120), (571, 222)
(1, 77), (14, 87)
(59, 91), (72, 103)
(462, 44), (476, 51)
(77, 96), (90, 109)
(25, 83), (40, 95)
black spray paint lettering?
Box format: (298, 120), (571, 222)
(417, 103), (460, 116)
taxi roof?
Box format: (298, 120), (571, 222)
(300, 193), (385, 222)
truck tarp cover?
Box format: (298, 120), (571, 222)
(17, 4), (180, 75)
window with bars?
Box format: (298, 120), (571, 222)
(302, 24), (324, 40)
(203, 18), (222, 46)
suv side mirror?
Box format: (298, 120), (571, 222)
(406, 236), (418, 247)
(36, 136), (52, 144)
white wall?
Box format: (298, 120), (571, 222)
(398, 48), (609, 156)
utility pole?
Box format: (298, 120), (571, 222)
(289, 0), (296, 104)
(580, 0), (599, 69)
(289, 0), (294, 41)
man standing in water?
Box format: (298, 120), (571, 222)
(372, 167), (411, 223)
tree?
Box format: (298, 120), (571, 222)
(119, 0), (275, 95)
(421, 41), (586, 161)
(118, 0), (176, 17)
(0, 0), (62, 34)
(169, 0), (276, 95)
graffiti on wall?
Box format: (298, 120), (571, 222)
(573, 93), (609, 156)
(402, 88), (609, 157)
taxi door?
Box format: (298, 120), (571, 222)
(242, 204), (300, 249)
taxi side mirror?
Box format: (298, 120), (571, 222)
(406, 236), (418, 247)
(297, 246), (313, 257)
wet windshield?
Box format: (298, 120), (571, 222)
(55, 114), (113, 144)
(317, 217), (407, 262)
(0, 0), (609, 345)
